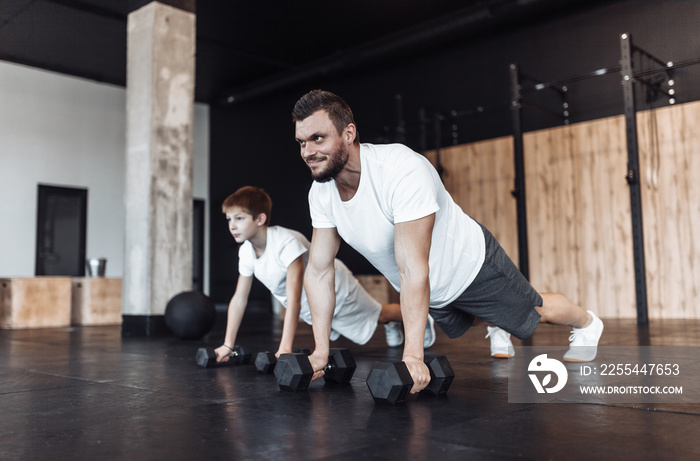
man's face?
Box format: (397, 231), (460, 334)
(295, 110), (350, 183)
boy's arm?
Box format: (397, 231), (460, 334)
(276, 255), (304, 357)
(304, 227), (341, 380)
(215, 274), (253, 362)
(394, 213), (435, 393)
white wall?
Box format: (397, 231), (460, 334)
(0, 60), (210, 292)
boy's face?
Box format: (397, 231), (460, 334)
(225, 207), (264, 243)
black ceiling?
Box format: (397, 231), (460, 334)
(1, 0), (609, 104)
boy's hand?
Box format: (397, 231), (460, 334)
(274, 348), (292, 360)
(214, 345), (232, 363)
(308, 351), (329, 382)
(403, 355), (430, 393)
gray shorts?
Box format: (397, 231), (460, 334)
(428, 224), (542, 340)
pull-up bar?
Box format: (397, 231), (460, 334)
(509, 32), (700, 325)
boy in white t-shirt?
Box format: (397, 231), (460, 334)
(215, 186), (435, 363)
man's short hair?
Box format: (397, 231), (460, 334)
(292, 89), (360, 144)
(221, 186), (272, 225)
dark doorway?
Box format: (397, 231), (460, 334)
(35, 184), (88, 276)
(193, 199), (205, 292)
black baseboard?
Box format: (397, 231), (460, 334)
(121, 315), (170, 337)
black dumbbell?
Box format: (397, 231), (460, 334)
(274, 348), (356, 391)
(196, 345), (251, 368)
(366, 353), (454, 405)
(254, 348), (311, 374)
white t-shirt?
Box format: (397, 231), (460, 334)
(237, 226), (381, 343)
(308, 143), (485, 308)
(238, 226), (309, 308)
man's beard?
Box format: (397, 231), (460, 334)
(309, 145), (349, 183)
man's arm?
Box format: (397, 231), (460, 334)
(276, 255), (304, 357)
(394, 213), (435, 393)
(215, 274), (253, 362)
(304, 227), (341, 380)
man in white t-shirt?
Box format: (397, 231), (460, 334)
(214, 186), (428, 363)
(292, 90), (604, 393)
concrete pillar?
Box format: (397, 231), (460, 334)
(123, 2), (195, 336)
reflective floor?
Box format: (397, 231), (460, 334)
(2, 307), (700, 460)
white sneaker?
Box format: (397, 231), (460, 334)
(485, 326), (514, 358)
(563, 310), (604, 362)
(424, 315), (436, 349)
(384, 322), (404, 348)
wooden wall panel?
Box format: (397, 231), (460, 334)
(423, 100), (700, 319)
(425, 136), (518, 262)
(524, 118), (636, 318)
(638, 101), (700, 318)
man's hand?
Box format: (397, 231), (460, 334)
(403, 356), (431, 393)
(308, 351), (329, 382)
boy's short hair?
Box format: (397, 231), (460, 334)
(292, 89), (360, 144)
(222, 186), (272, 225)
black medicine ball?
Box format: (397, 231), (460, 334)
(164, 291), (216, 340)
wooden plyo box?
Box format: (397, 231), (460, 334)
(71, 277), (122, 326)
(0, 277), (72, 329)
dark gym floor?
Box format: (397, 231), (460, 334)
(2, 305), (700, 460)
